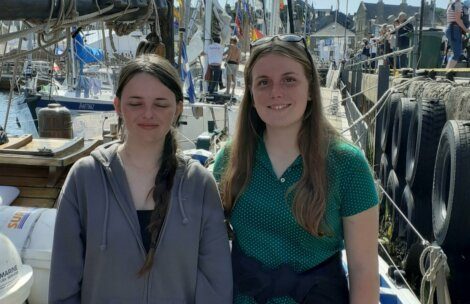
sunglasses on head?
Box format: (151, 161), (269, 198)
(249, 34), (314, 67)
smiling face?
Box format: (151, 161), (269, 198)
(114, 72), (183, 146)
(250, 53), (309, 133)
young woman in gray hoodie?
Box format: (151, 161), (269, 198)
(49, 55), (233, 303)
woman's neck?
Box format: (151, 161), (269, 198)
(118, 140), (163, 170)
(264, 127), (300, 157)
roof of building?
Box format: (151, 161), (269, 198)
(362, 2), (420, 22)
(315, 10), (354, 32)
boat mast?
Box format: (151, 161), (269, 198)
(287, 0), (294, 33)
(270, 0), (280, 35)
(343, 0), (349, 60)
(303, 0), (308, 38)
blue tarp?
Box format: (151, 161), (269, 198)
(73, 33), (104, 66)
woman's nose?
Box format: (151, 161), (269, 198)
(142, 105), (154, 118)
(270, 82), (284, 99)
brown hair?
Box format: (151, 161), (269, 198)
(220, 39), (340, 235)
(115, 54), (183, 274)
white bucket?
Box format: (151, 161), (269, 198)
(0, 206), (57, 304)
(0, 233), (33, 304)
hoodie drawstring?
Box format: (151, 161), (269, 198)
(99, 166), (110, 251)
(178, 164), (189, 225)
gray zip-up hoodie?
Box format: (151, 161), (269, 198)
(49, 143), (232, 304)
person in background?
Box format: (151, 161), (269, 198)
(369, 35), (378, 69)
(49, 55), (232, 304)
(205, 36), (225, 94)
(396, 12), (413, 68)
(225, 36), (242, 96)
(446, 0), (470, 68)
(361, 37), (371, 69)
(213, 35), (379, 304)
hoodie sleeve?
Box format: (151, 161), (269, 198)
(195, 171), (233, 304)
(49, 166), (85, 304)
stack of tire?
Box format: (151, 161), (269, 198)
(378, 91), (409, 243)
(379, 91), (470, 302)
(404, 98), (447, 247)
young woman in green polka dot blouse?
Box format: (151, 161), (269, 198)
(213, 35), (379, 304)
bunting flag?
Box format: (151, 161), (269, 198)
(235, 2), (243, 37)
(242, 0), (251, 22)
(251, 28), (264, 41)
(180, 41), (196, 104)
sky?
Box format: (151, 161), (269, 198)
(217, 0), (452, 13)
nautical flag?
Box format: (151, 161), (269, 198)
(242, 0), (251, 22)
(180, 41), (196, 104)
(235, 2), (243, 37)
(251, 28), (264, 41)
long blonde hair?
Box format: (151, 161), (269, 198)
(220, 39), (340, 235)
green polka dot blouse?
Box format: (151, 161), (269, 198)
(212, 138), (378, 304)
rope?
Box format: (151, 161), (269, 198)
(419, 245), (451, 304)
(346, 47), (414, 68)
(378, 240), (419, 299)
(377, 184), (429, 245)
(341, 76), (424, 135)
(152, 0), (162, 40)
(3, 23), (25, 132)
(0, 24), (47, 44)
(0, 21), (12, 82)
(0, 34), (66, 61)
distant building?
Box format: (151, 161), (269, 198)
(311, 22), (355, 63)
(311, 10), (355, 61)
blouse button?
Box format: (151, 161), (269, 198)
(280, 178), (285, 183)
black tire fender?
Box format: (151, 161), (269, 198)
(385, 170), (406, 241)
(406, 98), (447, 189)
(432, 120), (470, 252)
(392, 98), (415, 176)
(381, 92), (404, 153)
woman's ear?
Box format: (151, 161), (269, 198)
(113, 97), (121, 116)
(174, 101), (183, 125)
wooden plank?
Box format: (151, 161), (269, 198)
(11, 197), (56, 208)
(0, 165), (49, 177)
(0, 176), (49, 187)
(0, 139), (101, 167)
(0, 134), (32, 149)
(17, 186), (60, 199)
(0, 137), (84, 157)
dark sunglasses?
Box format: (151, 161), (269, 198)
(250, 34), (314, 68)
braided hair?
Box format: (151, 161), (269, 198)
(114, 55), (183, 275)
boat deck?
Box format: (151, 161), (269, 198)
(321, 87), (351, 141)
(0, 137), (101, 208)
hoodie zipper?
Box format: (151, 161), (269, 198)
(145, 173), (181, 302)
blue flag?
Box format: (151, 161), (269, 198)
(180, 41), (196, 104)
